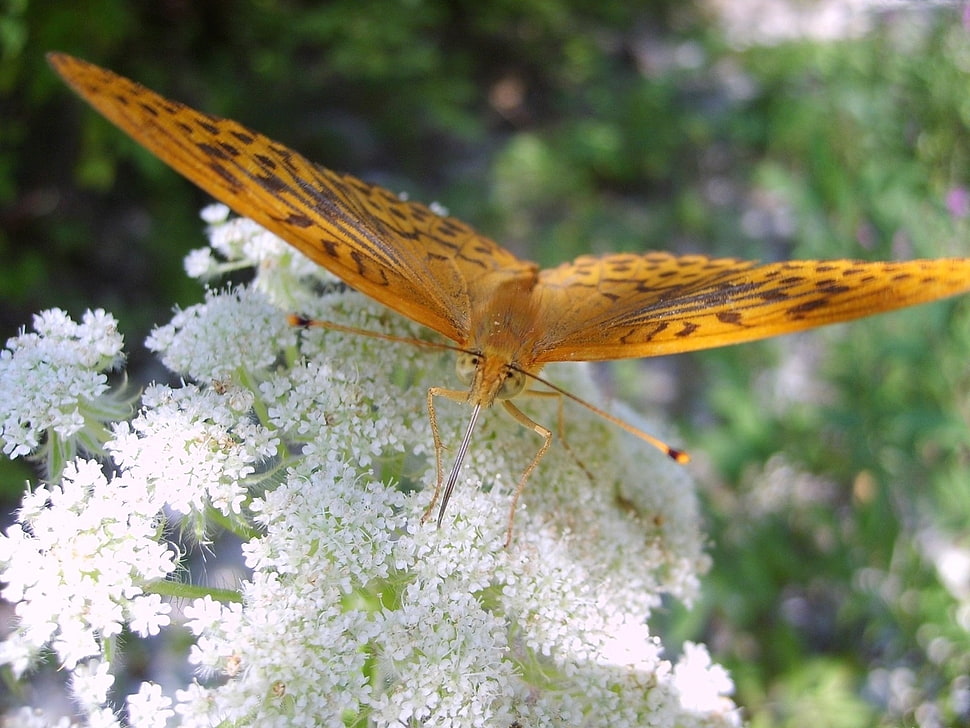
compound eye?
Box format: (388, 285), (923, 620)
(455, 352), (480, 385)
(496, 368), (526, 400)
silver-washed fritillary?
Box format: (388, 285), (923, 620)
(49, 53), (970, 543)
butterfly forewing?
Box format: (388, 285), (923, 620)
(531, 255), (970, 362)
(48, 52), (538, 346)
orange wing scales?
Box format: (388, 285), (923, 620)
(49, 52), (970, 535)
(47, 53), (538, 346)
(530, 255), (970, 362)
(49, 52), (970, 371)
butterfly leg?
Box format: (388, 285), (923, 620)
(522, 389), (595, 484)
(501, 400), (552, 547)
(421, 386), (467, 525)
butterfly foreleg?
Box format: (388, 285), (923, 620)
(501, 399), (552, 547)
(421, 386), (468, 525)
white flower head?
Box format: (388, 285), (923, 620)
(673, 642), (737, 717)
(171, 311), (731, 726)
(70, 659), (115, 713)
(146, 286), (298, 381)
(0, 459), (177, 674)
(188, 206), (326, 310)
(108, 382), (279, 521)
(0, 308), (131, 472)
(2, 212), (735, 726)
(126, 682), (175, 728)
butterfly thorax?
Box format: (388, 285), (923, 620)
(458, 271), (545, 407)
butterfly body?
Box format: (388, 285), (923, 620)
(48, 53), (970, 540)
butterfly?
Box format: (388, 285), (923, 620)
(49, 52), (970, 543)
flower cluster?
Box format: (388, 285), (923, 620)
(0, 308), (131, 476)
(0, 211), (738, 727)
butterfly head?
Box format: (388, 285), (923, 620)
(455, 351), (528, 407)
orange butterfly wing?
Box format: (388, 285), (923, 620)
(49, 52), (970, 538)
(531, 253), (970, 362)
(50, 53), (970, 370)
(47, 52), (537, 347)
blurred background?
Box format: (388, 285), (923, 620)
(3, 1), (970, 725)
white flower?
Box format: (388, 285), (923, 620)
(0, 459), (177, 674)
(673, 643), (738, 719)
(199, 203), (230, 225)
(128, 593), (172, 637)
(2, 211), (734, 726)
(145, 287), (298, 382)
(127, 682), (175, 728)
(0, 308), (130, 470)
(188, 208), (324, 310)
(84, 707), (121, 728)
(172, 354), (728, 726)
(108, 382), (279, 520)
(70, 659), (115, 713)
(183, 595), (226, 636)
(183, 246), (217, 279)
(2, 706), (80, 728)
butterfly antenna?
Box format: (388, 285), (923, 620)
(436, 404), (483, 528)
(521, 369), (690, 464)
(288, 314), (464, 354)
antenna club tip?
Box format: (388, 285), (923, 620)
(287, 313), (312, 328)
(669, 448), (690, 464)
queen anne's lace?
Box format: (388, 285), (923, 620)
(0, 309), (129, 466)
(0, 213), (738, 728)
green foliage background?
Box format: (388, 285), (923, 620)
(2, 1), (970, 725)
